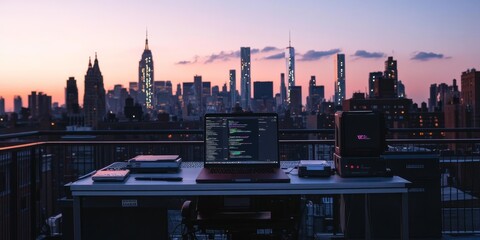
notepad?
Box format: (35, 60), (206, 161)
(92, 169), (130, 182)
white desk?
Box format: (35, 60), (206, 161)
(70, 167), (410, 240)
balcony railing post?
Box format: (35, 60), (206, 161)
(10, 150), (18, 240)
(30, 147), (38, 240)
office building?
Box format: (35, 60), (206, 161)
(138, 32), (154, 110)
(428, 84), (437, 112)
(65, 77), (80, 114)
(286, 39), (295, 105)
(129, 82), (139, 103)
(374, 75), (395, 98)
(28, 91), (52, 120)
(334, 54), (346, 107)
(290, 86), (302, 115)
(384, 56), (398, 98)
(308, 76), (325, 113)
(280, 73), (287, 109)
(83, 54), (106, 128)
(0, 97), (4, 115)
(194, 75), (203, 115)
(368, 72), (383, 99)
(14, 95), (22, 114)
(254, 81), (273, 100)
(107, 84), (128, 116)
(240, 47), (251, 110)
(461, 68), (480, 128)
(398, 80), (406, 98)
(229, 69), (236, 109)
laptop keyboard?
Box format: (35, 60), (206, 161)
(209, 167), (274, 174)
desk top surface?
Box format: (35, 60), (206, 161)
(70, 167), (410, 196)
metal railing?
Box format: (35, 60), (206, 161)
(1, 129), (479, 239)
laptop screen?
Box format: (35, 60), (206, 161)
(204, 113), (279, 165)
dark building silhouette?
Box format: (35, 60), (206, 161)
(384, 56), (398, 97)
(83, 54), (106, 129)
(343, 92), (412, 129)
(280, 73), (287, 109)
(374, 75), (395, 98)
(14, 95), (22, 114)
(307, 76), (325, 113)
(461, 68), (480, 128)
(0, 97), (4, 115)
(229, 70), (236, 109)
(65, 77), (80, 114)
(124, 96), (143, 121)
(254, 81), (273, 100)
(290, 86), (302, 115)
(28, 91), (52, 120)
(368, 72), (383, 98)
(138, 33), (154, 110)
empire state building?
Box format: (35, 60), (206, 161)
(139, 33), (154, 110)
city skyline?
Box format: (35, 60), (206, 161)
(1, 0), (479, 111)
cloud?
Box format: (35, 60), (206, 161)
(205, 51), (239, 63)
(261, 46), (280, 52)
(251, 48), (260, 54)
(352, 50), (385, 59)
(299, 49), (341, 61)
(264, 52), (285, 60)
(176, 60), (192, 65)
(411, 51), (448, 61)
(175, 56), (198, 65)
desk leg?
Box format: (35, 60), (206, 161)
(401, 192), (409, 240)
(364, 194), (371, 240)
(73, 196), (81, 240)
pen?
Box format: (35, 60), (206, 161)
(135, 177), (183, 181)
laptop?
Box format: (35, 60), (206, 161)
(195, 112), (290, 183)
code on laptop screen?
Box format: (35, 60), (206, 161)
(205, 114), (279, 164)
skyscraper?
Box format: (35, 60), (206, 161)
(65, 77), (79, 114)
(229, 69), (236, 109)
(368, 72), (383, 99)
(0, 97), (5, 115)
(194, 75), (203, 115)
(290, 86), (302, 115)
(240, 47), (251, 110)
(384, 56), (398, 97)
(280, 73), (287, 109)
(307, 76), (324, 112)
(139, 32), (154, 110)
(334, 53), (346, 107)
(28, 91), (52, 120)
(461, 68), (480, 128)
(14, 95), (22, 114)
(286, 38), (295, 105)
(84, 54), (106, 128)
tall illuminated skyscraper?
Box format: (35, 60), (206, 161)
(229, 69), (236, 109)
(240, 47), (251, 110)
(334, 53), (346, 107)
(285, 37), (295, 105)
(139, 32), (154, 110)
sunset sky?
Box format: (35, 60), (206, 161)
(1, 0), (479, 111)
